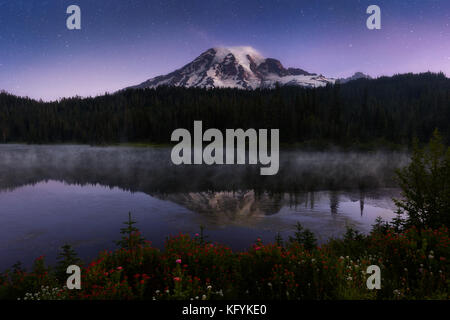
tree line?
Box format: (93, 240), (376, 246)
(0, 72), (449, 146)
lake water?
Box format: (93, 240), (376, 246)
(0, 145), (409, 269)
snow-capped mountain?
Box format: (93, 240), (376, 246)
(337, 72), (372, 84)
(129, 46), (335, 90)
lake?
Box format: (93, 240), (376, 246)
(0, 144), (409, 269)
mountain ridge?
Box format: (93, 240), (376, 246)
(337, 72), (372, 84)
(128, 46), (337, 90)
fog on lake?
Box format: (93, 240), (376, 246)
(0, 144), (409, 269)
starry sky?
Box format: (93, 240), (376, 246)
(0, 0), (449, 101)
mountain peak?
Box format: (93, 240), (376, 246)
(129, 47), (335, 90)
(337, 72), (372, 83)
(213, 46), (264, 62)
(213, 46), (262, 57)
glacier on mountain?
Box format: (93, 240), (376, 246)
(129, 46), (336, 90)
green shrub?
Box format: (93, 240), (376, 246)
(395, 130), (450, 229)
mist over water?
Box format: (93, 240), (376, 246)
(0, 144), (410, 192)
(0, 145), (409, 269)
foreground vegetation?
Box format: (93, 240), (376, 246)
(0, 218), (448, 300)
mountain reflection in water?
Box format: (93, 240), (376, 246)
(0, 145), (407, 268)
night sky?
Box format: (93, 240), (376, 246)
(0, 0), (449, 100)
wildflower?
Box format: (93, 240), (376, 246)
(195, 233), (199, 237)
(267, 282), (272, 287)
(207, 285), (212, 290)
(347, 276), (353, 281)
(202, 295), (207, 300)
(428, 254), (434, 259)
(117, 266), (123, 270)
(173, 277), (181, 282)
(195, 296), (199, 300)
(176, 259), (182, 264)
